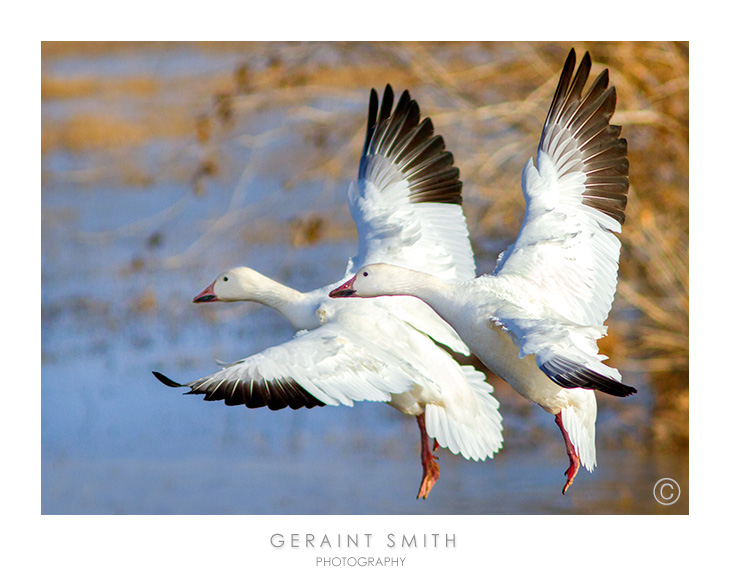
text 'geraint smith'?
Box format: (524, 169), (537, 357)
(270, 533), (456, 549)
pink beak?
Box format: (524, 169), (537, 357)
(329, 276), (357, 298)
(193, 282), (218, 303)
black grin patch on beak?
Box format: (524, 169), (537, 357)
(194, 294), (217, 303)
(329, 288), (356, 298)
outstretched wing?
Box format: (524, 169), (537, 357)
(494, 49), (629, 328)
(153, 323), (417, 410)
(349, 84), (476, 282)
(487, 49), (634, 397)
(488, 303), (636, 397)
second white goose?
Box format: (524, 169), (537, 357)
(331, 50), (636, 493)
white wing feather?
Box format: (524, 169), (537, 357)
(349, 85), (476, 283)
(182, 323), (416, 408)
(486, 50), (634, 396)
(494, 50), (628, 328)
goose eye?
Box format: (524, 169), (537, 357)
(363, 272), (368, 277)
(223, 277), (229, 282)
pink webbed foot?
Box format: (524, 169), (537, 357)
(555, 412), (581, 494)
(416, 413), (440, 499)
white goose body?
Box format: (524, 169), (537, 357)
(331, 50), (636, 493)
(154, 85), (503, 498)
(431, 282), (563, 407)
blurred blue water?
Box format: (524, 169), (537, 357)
(41, 174), (688, 514)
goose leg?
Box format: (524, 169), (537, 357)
(555, 412), (580, 494)
(416, 413), (440, 499)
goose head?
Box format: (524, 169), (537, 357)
(193, 266), (272, 303)
(329, 264), (409, 299)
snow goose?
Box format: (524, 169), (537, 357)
(154, 85), (503, 499)
(330, 50), (636, 493)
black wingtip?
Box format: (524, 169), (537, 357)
(152, 371), (184, 388)
(357, 83), (462, 206)
(595, 379), (637, 398)
(379, 84), (394, 122)
(539, 48), (629, 227)
(361, 89), (377, 156)
(542, 357), (637, 398)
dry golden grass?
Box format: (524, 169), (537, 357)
(42, 114), (150, 152)
(41, 41), (195, 58)
(41, 75), (159, 100)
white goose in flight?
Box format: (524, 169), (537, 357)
(330, 50), (636, 493)
(154, 85), (503, 499)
